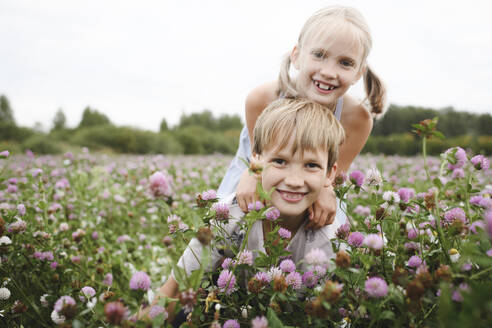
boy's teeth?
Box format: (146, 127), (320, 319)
(280, 191), (303, 200)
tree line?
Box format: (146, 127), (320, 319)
(0, 94), (490, 155)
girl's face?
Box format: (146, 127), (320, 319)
(291, 30), (365, 107)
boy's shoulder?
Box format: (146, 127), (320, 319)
(220, 192), (245, 220)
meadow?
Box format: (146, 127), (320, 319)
(0, 143), (491, 327)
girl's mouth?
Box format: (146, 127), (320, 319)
(314, 80), (337, 93)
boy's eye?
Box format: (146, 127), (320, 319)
(312, 50), (324, 59)
(272, 158), (286, 165)
(306, 163), (321, 169)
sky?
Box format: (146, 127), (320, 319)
(1, 0), (491, 131)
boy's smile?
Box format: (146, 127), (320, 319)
(260, 135), (335, 227)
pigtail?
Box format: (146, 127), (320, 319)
(363, 66), (387, 116)
(277, 53), (298, 99)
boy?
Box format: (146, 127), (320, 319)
(142, 98), (345, 321)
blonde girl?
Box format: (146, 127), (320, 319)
(218, 5), (386, 229)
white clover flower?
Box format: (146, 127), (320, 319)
(51, 310), (66, 324)
(215, 304), (221, 312)
(267, 266), (283, 280)
(87, 297), (97, 310)
(40, 294), (49, 307)
(241, 306), (248, 318)
(383, 191), (400, 204)
(0, 236), (12, 246)
(0, 287), (11, 300)
(365, 168), (383, 187)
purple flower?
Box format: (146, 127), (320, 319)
(129, 271), (151, 291)
(217, 270), (236, 295)
(238, 250), (253, 266)
(444, 207), (466, 224)
(349, 170), (365, 187)
(279, 259), (296, 273)
(486, 249), (492, 257)
(278, 228), (291, 239)
(470, 221), (485, 234)
(8, 220), (27, 234)
(149, 171), (172, 197)
(265, 207), (280, 221)
(404, 242), (420, 251)
(407, 255), (423, 268)
(251, 316), (268, 328)
(348, 232), (365, 247)
(302, 271), (318, 288)
(80, 286), (96, 302)
(117, 234), (132, 243)
(285, 271), (302, 290)
(451, 168), (465, 179)
(103, 273), (113, 286)
(254, 271), (271, 283)
(17, 204), (26, 216)
(248, 201), (264, 211)
(336, 223), (350, 239)
(470, 196), (483, 206)
(211, 202), (230, 220)
(223, 319), (240, 328)
(485, 211), (492, 239)
(398, 188), (415, 203)
(148, 305), (168, 320)
(470, 155), (489, 170)
(200, 189), (217, 200)
(0, 150), (9, 158)
(221, 257), (234, 269)
(445, 147), (467, 170)
(363, 234), (383, 250)
(50, 262), (58, 269)
(54, 296), (76, 312)
(354, 205), (370, 217)
(364, 277), (388, 298)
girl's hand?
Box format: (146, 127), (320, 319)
(305, 185), (337, 230)
(236, 169), (260, 212)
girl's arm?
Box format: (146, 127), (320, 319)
(305, 96), (373, 229)
(236, 81), (278, 212)
(138, 276), (179, 322)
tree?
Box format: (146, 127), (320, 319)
(78, 107), (111, 128)
(159, 118), (169, 132)
(52, 108), (67, 131)
(0, 95), (15, 125)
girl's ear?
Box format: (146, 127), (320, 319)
(324, 163), (337, 187)
(290, 45), (300, 70)
(354, 64), (367, 84)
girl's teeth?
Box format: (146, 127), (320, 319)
(315, 81), (335, 90)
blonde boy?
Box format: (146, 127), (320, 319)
(143, 98), (345, 321)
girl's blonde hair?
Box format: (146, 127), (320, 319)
(278, 5), (387, 115)
(253, 98), (345, 170)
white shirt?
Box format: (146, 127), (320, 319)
(175, 193), (342, 277)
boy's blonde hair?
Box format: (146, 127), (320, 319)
(278, 5), (387, 116)
(253, 98), (345, 170)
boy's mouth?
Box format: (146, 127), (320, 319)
(277, 190), (308, 202)
(314, 80), (337, 93)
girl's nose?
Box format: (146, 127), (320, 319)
(319, 60), (338, 79)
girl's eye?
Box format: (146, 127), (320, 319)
(340, 59), (354, 67)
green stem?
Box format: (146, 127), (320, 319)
(422, 138), (431, 182)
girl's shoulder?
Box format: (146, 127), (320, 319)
(341, 94), (373, 130)
(245, 81), (278, 114)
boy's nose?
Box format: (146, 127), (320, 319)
(284, 174), (304, 188)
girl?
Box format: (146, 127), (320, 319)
(217, 5), (386, 229)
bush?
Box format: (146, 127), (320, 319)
(22, 134), (63, 154)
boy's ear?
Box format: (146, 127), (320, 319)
(324, 163), (337, 187)
(290, 45), (300, 70)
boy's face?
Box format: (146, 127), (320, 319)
(260, 135), (336, 221)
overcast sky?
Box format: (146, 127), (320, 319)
(1, 0), (491, 131)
